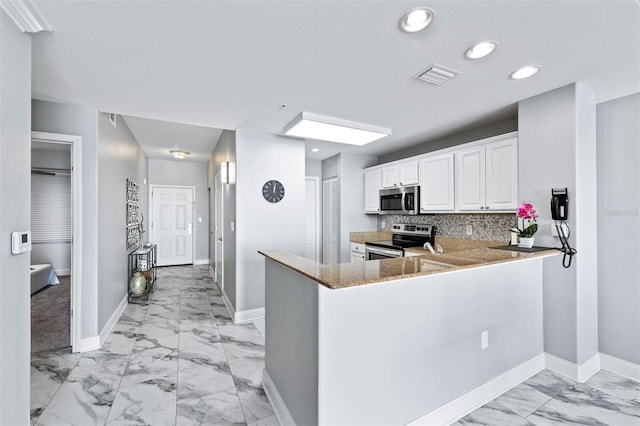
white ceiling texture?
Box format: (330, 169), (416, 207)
(31, 1), (639, 162)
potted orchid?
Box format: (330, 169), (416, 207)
(511, 202), (538, 248)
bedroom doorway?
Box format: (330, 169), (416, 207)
(30, 132), (83, 353)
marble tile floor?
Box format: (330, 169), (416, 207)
(31, 265), (278, 426)
(31, 265), (639, 426)
(453, 369), (640, 426)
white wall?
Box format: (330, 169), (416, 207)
(518, 84), (599, 365)
(596, 93), (640, 364)
(31, 147), (72, 274)
(32, 99), (100, 340)
(97, 113), (148, 331)
(148, 159), (209, 263)
(0, 10), (31, 424)
(235, 129), (305, 313)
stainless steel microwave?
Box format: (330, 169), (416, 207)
(379, 186), (420, 215)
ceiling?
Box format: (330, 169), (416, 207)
(30, 1), (639, 162)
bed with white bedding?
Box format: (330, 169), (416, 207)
(30, 264), (60, 294)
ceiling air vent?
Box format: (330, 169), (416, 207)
(414, 63), (461, 86)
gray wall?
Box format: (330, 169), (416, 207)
(235, 129), (305, 313)
(0, 10), (31, 423)
(338, 153), (377, 262)
(31, 147), (72, 274)
(148, 159), (209, 262)
(378, 117), (517, 164)
(305, 158), (321, 178)
(596, 93), (640, 364)
(97, 113), (148, 331)
(210, 130), (237, 307)
(32, 99), (101, 339)
(519, 84), (598, 365)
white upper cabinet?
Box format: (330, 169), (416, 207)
(485, 137), (518, 210)
(380, 161), (419, 188)
(456, 146), (486, 210)
(363, 169), (380, 214)
(455, 137), (518, 211)
(420, 153), (455, 212)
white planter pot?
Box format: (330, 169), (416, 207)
(518, 237), (535, 248)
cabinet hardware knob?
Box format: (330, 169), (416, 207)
(480, 206), (485, 209)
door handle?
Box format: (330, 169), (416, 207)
(217, 237), (222, 243)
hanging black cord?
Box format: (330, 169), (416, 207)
(556, 221), (577, 268)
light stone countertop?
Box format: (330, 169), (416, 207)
(260, 243), (560, 289)
(349, 231), (392, 244)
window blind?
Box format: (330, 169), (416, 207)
(31, 173), (71, 243)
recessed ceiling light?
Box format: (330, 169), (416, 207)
(465, 41), (498, 59)
(399, 8), (434, 33)
(169, 149), (190, 159)
(311, 148), (320, 153)
(283, 112), (391, 146)
(510, 65), (541, 80)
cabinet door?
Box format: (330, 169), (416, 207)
(379, 166), (397, 188)
(455, 147), (485, 210)
(486, 138), (518, 210)
(398, 161), (419, 186)
(420, 153), (454, 212)
(363, 169), (380, 213)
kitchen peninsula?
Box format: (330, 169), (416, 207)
(259, 245), (559, 425)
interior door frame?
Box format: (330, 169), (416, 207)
(149, 185), (196, 265)
(214, 171), (224, 290)
(31, 131), (83, 353)
(305, 176), (321, 263)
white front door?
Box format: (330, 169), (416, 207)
(151, 186), (194, 266)
(214, 174), (224, 289)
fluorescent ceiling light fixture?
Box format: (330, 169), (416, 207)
(283, 112), (391, 146)
(465, 41), (498, 59)
(169, 149), (190, 159)
(311, 148), (320, 153)
(510, 65), (541, 80)
(399, 7), (434, 33)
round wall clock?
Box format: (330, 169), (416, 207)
(262, 180), (285, 203)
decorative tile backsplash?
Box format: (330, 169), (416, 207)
(378, 214), (517, 242)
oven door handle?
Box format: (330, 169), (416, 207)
(401, 191), (408, 214)
(366, 246), (403, 258)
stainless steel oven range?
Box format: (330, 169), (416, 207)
(365, 224), (436, 260)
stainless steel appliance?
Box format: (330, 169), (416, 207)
(379, 186), (420, 215)
(365, 223), (436, 260)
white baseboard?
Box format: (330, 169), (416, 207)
(221, 288), (236, 320)
(54, 268), (71, 276)
(263, 368), (296, 426)
(99, 294), (128, 346)
(409, 353), (545, 426)
(194, 259), (210, 265)
(75, 336), (100, 352)
(545, 352), (600, 383)
(234, 307), (265, 324)
(600, 353), (640, 382)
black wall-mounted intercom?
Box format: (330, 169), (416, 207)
(551, 188), (568, 220)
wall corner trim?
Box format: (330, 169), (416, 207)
(545, 352), (600, 383)
(75, 336), (100, 353)
(221, 289), (236, 321)
(263, 368), (296, 426)
(98, 294), (128, 346)
(408, 353), (545, 425)
(600, 353), (640, 382)
(234, 307), (265, 324)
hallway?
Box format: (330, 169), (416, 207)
(30, 265), (276, 425)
